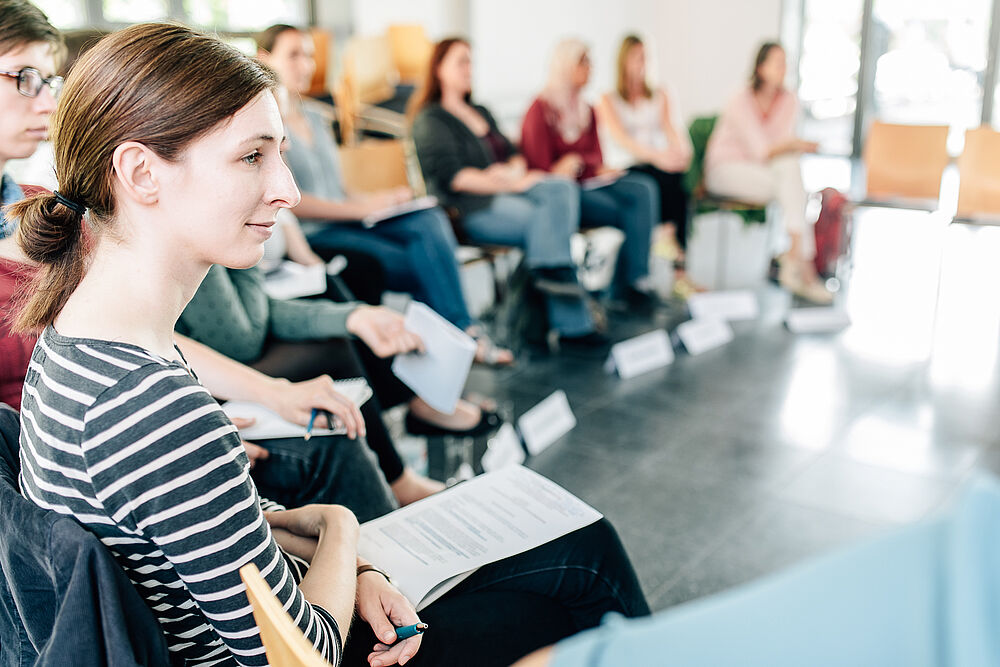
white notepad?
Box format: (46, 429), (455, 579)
(358, 465), (602, 611)
(263, 261), (328, 300)
(362, 196), (439, 228)
(391, 302), (477, 414)
(222, 378), (372, 440)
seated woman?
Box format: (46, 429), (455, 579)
(11, 23), (647, 665)
(410, 38), (605, 348)
(256, 24), (512, 366)
(0, 8), (422, 514)
(704, 42), (831, 304)
(597, 34), (698, 297)
(521, 38), (660, 306)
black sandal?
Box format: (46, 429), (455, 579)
(404, 408), (502, 438)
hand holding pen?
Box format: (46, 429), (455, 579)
(265, 375), (366, 440)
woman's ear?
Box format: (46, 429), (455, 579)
(111, 141), (160, 206)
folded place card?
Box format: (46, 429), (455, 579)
(518, 390), (576, 456)
(391, 302), (477, 414)
(687, 290), (759, 322)
(786, 307), (852, 333)
(676, 319), (734, 356)
(606, 329), (675, 379)
(480, 423), (526, 472)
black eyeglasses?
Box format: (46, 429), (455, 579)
(0, 67), (64, 99)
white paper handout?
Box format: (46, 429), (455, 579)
(606, 329), (675, 379)
(518, 390), (576, 456)
(676, 319), (734, 355)
(263, 261), (328, 300)
(581, 172), (624, 191)
(391, 302), (477, 414)
(686, 290), (759, 322)
(222, 378), (372, 440)
(358, 465), (602, 611)
(786, 307), (851, 333)
(362, 195), (439, 228)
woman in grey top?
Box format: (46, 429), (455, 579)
(257, 25), (512, 366)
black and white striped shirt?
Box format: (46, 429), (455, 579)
(18, 326), (341, 666)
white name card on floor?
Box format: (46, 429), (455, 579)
(677, 319), (734, 355)
(606, 329), (674, 379)
(481, 423), (526, 472)
(392, 302), (477, 414)
(518, 390), (576, 456)
(786, 307), (852, 333)
(687, 290), (759, 322)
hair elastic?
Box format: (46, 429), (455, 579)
(53, 191), (86, 217)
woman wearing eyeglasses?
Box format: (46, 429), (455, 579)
(0, 5), (62, 239)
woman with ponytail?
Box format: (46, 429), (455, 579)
(9, 20), (646, 667)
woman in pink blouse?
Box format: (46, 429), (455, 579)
(704, 42), (830, 304)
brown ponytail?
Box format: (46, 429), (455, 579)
(7, 193), (87, 333)
(8, 22), (277, 334)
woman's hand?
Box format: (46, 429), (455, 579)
(264, 375), (366, 439)
(265, 505), (359, 562)
(514, 170), (546, 193)
(357, 571), (424, 667)
(552, 153), (584, 178)
(347, 305), (425, 358)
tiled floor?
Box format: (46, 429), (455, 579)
(459, 204), (1000, 612)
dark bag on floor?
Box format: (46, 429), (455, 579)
(489, 262), (550, 348)
(814, 187), (851, 278)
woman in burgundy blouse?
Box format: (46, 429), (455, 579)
(521, 38), (660, 305)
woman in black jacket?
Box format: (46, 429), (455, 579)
(411, 38), (605, 347)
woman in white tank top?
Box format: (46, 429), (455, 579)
(597, 35), (697, 296)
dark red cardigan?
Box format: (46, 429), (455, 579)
(520, 97), (604, 180)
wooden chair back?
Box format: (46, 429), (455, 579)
(338, 139), (418, 194)
(386, 24), (433, 84)
(306, 28), (333, 98)
(863, 121), (949, 201)
(239, 564), (330, 666)
(957, 125), (1000, 218)
(341, 35), (396, 106)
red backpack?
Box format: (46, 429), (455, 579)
(814, 187), (851, 278)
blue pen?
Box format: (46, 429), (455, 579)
(303, 408), (318, 441)
(393, 622), (428, 641)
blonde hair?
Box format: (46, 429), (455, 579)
(540, 38), (592, 143)
(616, 34), (651, 101)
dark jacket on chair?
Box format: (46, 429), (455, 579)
(0, 403), (172, 666)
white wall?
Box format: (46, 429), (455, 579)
(350, 0), (469, 39)
(339, 0), (782, 133)
(469, 0), (782, 135)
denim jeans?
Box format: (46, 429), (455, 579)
(307, 207), (473, 330)
(580, 171), (660, 291)
(463, 179), (594, 336)
(340, 518), (649, 666)
(251, 434), (398, 524)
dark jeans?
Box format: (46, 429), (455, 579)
(629, 163), (690, 249)
(251, 337), (408, 486)
(580, 171), (660, 291)
(308, 207), (473, 330)
(251, 434), (397, 524)
(341, 518), (649, 666)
